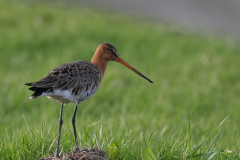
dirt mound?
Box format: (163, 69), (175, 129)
(40, 148), (108, 160)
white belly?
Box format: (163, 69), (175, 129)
(46, 87), (98, 104)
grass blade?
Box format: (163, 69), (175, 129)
(185, 98), (194, 151)
(207, 129), (221, 152)
(187, 117), (228, 158)
(207, 152), (218, 160)
(143, 147), (157, 160)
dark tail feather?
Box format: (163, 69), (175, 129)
(25, 83), (33, 86)
(29, 87), (37, 91)
(26, 82), (54, 99)
(30, 88), (43, 99)
(28, 88), (53, 99)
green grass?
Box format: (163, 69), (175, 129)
(0, 0), (240, 159)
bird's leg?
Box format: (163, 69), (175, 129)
(72, 104), (80, 151)
(56, 103), (64, 158)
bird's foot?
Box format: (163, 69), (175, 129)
(55, 153), (60, 158)
(74, 146), (81, 153)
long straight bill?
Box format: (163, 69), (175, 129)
(116, 56), (153, 83)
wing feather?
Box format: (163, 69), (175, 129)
(26, 60), (101, 90)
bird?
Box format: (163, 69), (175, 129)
(25, 43), (153, 157)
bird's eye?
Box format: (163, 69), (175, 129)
(109, 49), (114, 53)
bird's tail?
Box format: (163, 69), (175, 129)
(25, 83), (33, 86)
(25, 83), (52, 99)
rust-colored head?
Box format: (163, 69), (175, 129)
(92, 43), (153, 83)
(93, 43), (120, 61)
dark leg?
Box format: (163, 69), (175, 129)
(72, 104), (80, 151)
(56, 103), (64, 157)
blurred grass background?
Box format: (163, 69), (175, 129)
(0, 0), (240, 158)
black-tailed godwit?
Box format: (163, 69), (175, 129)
(25, 43), (153, 157)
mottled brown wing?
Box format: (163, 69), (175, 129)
(30, 60), (101, 90)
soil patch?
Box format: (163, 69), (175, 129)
(40, 148), (108, 160)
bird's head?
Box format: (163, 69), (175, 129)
(95, 43), (119, 61)
(93, 43), (153, 83)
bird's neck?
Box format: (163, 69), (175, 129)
(91, 55), (108, 79)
